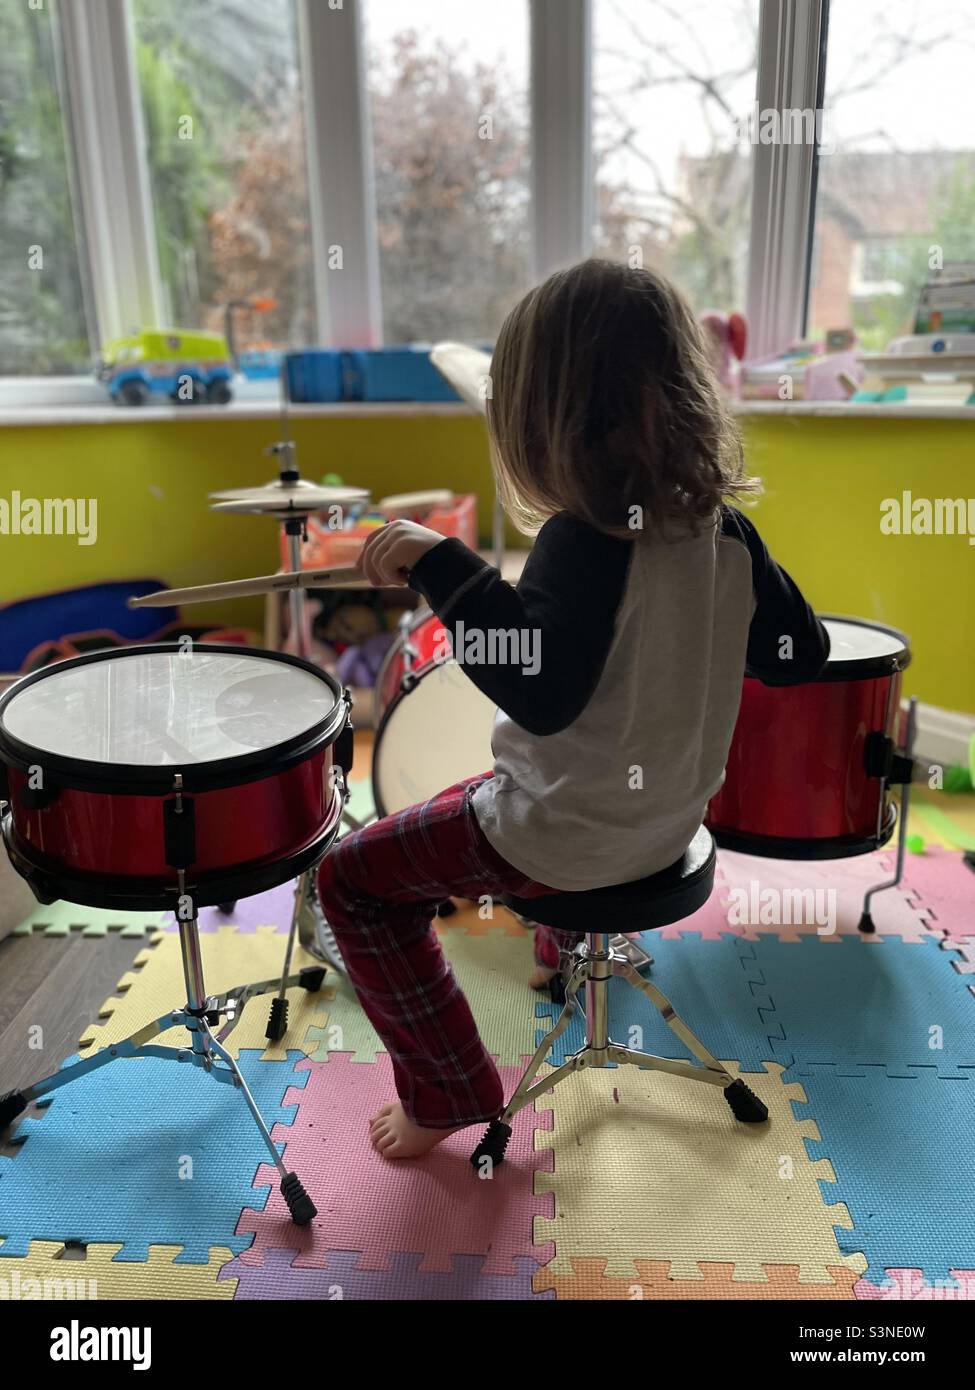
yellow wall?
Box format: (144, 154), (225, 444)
(1, 411), (972, 711)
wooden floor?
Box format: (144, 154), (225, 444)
(0, 932), (145, 1157)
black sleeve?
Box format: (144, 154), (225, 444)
(722, 506), (830, 685)
(406, 513), (632, 735)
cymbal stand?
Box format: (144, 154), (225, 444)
(260, 440), (357, 1035)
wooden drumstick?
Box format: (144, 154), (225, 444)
(127, 566), (370, 608)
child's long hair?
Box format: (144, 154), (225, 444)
(486, 259), (759, 537)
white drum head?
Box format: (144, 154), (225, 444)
(1, 650), (337, 765)
(373, 660), (496, 814)
(822, 618), (906, 663)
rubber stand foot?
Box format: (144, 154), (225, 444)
(858, 910), (876, 934)
(299, 966), (327, 992)
(470, 1119), (513, 1169)
(724, 1078), (769, 1124)
(0, 1090), (27, 1130)
(436, 899), (458, 918)
(266, 996), (288, 1041)
(217, 902), (237, 915)
(281, 1171), (317, 1225)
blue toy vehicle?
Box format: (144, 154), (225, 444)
(97, 329), (234, 405)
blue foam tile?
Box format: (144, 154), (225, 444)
(535, 932), (782, 1073)
(796, 1066), (975, 1284)
(741, 934), (975, 1077)
(0, 1050), (309, 1263)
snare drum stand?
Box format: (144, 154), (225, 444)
(858, 695), (918, 932)
(0, 851), (325, 1225)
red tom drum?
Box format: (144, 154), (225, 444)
(706, 616), (911, 858)
(0, 644), (352, 910)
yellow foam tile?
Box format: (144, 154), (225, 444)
(78, 926), (332, 1060)
(437, 915), (539, 1065)
(533, 1061), (866, 1285)
(0, 1242), (236, 1300)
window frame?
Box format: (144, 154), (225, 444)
(10, 0), (830, 390)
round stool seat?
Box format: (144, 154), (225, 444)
(503, 825), (715, 932)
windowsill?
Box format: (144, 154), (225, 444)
(0, 398), (474, 427)
(731, 399), (975, 421)
(0, 378), (972, 426)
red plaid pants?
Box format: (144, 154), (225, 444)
(316, 773), (577, 1128)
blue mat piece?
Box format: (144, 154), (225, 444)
(797, 1066), (975, 1284)
(535, 932), (781, 1073)
(739, 935), (975, 1077)
(222, 1248), (553, 1300)
(0, 1051), (309, 1262)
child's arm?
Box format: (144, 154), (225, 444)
(401, 514), (631, 736)
(721, 507), (830, 685)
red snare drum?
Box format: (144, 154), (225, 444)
(0, 644), (351, 910)
(706, 616), (911, 858)
(372, 609), (496, 816)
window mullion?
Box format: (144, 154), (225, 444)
(297, 0), (381, 348)
(745, 0), (827, 359)
(55, 0), (163, 344)
(531, 0), (593, 282)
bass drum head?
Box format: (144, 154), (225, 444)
(372, 660), (496, 816)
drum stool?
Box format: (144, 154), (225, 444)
(470, 826), (768, 1169)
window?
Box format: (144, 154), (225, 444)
(364, 0), (531, 345)
(592, 0), (760, 314)
(809, 0), (975, 351)
(132, 0), (314, 352)
(0, 0), (91, 375)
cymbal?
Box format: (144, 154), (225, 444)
(430, 342), (492, 415)
(209, 479), (369, 512)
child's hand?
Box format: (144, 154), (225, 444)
(357, 520), (446, 587)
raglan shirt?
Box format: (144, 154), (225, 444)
(408, 507), (830, 891)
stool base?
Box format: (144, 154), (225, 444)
(471, 934), (768, 1170)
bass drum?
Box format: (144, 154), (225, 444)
(372, 609), (496, 816)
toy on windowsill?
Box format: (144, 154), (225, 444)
(97, 329), (233, 406)
(699, 311), (747, 393)
(853, 332), (975, 407)
(223, 295), (283, 378)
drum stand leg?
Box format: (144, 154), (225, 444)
(266, 871), (312, 1041)
(0, 905), (321, 1226)
(859, 696), (918, 934)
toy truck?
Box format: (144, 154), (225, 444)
(97, 329), (234, 406)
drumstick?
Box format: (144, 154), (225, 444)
(127, 566), (370, 608)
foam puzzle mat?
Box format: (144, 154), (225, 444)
(2, 842), (973, 1300)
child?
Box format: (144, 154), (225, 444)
(317, 259), (829, 1159)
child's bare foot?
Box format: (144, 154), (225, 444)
(368, 1102), (461, 1159)
(528, 964), (558, 990)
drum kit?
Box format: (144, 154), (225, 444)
(0, 339), (921, 1230)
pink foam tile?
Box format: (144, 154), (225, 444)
(161, 883), (295, 934)
(236, 1054), (554, 1276)
(713, 848), (935, 942)
(855, 1269), (975, 1300)
(898, 848), (975, 940)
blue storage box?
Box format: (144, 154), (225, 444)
(284, 350), (345, 403)
(346, 347), (461, 403)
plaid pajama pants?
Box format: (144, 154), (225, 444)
(316, 773), (579, 1128)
